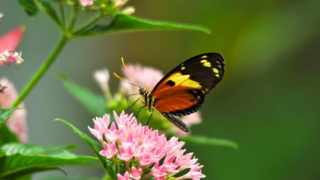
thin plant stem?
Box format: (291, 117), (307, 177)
(59, 0), (66, 27)
(73, 12), (104, 34)
(68, 5), (80, 31)
(34, 1), (64, 31)
(11, 35), (69, 108)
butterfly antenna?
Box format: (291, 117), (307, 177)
(113, 72), (139, 87)
(121, 57), (142, 88)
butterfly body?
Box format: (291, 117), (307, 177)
(138, 53), (225, 132)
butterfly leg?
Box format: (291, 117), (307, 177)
(146, 108), (154, 125)
(136, 105), (146, 119)
(126, 93), (139, 108)
(126, 98), (140, 111)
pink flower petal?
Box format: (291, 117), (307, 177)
(0, 26), (24, 53)
(117, 172), (130, 180)
(130, 167), (142, 180)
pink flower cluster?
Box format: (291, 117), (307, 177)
(0, 26), (24, 67)
(89, 112), (205, 180)
(121, 64), (202, 136)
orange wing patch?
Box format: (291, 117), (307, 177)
(153, 86), (204, 114)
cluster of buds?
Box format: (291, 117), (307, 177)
(78, 0), (135, 15)
(0, 50), (24, 66)
(89, 112), (206, 179)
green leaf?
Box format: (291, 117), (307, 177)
(0, 108), (19, 144)
(55, 72), (106, 116)
(17, 0), (39, 18)
(0, 108), (16, 123)
(76, 13), (210, 36)
(55, 118), (116, 179)
(36, 0), (61, 25)
(179, 135), (239, 150)
(42, 177), (100, 180)
(0, 124), (19, 145)
(0, 143), (97, 178)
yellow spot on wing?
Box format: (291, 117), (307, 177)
(181, 66), (186, 70)
(201, 55), (208, 58)
(215, 74), (220, 78)
(200, 59), (211, 67)
(167, 72), (202, 88)
(213, 68), (219, 73)
(203, 62), (211, 67)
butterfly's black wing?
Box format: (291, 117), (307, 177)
(150, 53), (225, 132)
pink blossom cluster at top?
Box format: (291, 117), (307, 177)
(89, 112), (205, 180)
(0, 26), (24, 67)
(121, 64), (202, 136)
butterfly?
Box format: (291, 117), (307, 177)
(114, 53), (225, 132)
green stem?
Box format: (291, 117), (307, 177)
(11, 35), (69, 108)
(73, 13), (104, 34)
(68, 5), (79, 31)
(59, 0), (66, 27)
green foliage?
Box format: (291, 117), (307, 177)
(0, 108), (16, 123)
(17, 0), (39, 18)
(55, 118), (116, 179)
(36, 0), (61, 25)
(0, 124), (19, 145)
(55, 72), (106, 116)
(0, 108), (19, 144)
(76, 13), (210, 36)
(179, 135), (238, 150)
(0, 143), (97, 179)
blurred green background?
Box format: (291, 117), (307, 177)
(1, 0), (320, 179)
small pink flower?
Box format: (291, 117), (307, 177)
(0, 26), (24, 67)
(117, 171), (130, 180)
(79, 0), (93, 7)
(100, 142), (117, 159)
(130, 167), (142, 180)
(121, 64), (202, 135)
(151, 163), (167, 178)
(88, 114), (110, 142)
(105, 122), (122, 142)
(89, 111), (205, 179)
(117, 142), (134, 162)
(0, 78), (27, 143)
(0, 50), (24, 66)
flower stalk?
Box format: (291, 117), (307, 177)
(11, 35), (69, 108)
